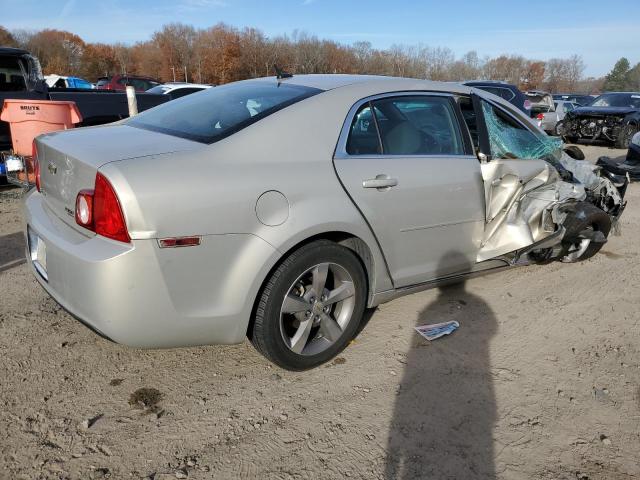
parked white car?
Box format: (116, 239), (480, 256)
(146, 82), (212, 99)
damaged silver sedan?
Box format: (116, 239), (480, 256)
(24, 75), (626, 370)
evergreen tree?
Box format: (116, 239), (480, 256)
(627, 63), (640, 91)
(603, 57), (630, 91)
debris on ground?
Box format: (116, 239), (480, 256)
(414, 321), (460, 341)
(128, 388), (163, 413)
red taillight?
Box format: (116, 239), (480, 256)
(33, 141), (41, 192)
(75, 173), (130, 243)
(94, 173), (130, 243)
(536, 113), (545, 120)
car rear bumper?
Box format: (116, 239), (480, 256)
(24, 190), (278, 348)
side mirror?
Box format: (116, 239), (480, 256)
(477, 151), (489, 163)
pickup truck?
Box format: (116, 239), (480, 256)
(0, 47), (169, 178)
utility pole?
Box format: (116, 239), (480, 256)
(171, 66), (176, 82)
(184, 65), (188, 83)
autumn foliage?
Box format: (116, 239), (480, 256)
(4, 23), (604, 93)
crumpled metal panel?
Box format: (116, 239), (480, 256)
(476, 101), (618, 262)
(477, 160), (585, 261)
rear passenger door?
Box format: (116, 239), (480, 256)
(334, 93), (486, 288)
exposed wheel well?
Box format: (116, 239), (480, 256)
(246, 232), (375, 339)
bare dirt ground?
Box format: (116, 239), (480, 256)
(1, 145), (639, 480)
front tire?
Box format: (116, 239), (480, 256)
(615, 123), (638, 149)
(250, 240), (367, 370)
(560, 202), (612, 263)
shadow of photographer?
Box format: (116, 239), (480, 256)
(384, 251), (498, 479)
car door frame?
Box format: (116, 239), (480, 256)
(333, 90), (488, 289)
(469, 91), (565, 260)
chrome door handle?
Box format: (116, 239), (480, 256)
(362, 175), (398, 190)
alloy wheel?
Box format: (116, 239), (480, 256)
(563, 225), (594, 262)
(279, 262), (356, 356)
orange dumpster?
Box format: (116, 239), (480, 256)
(0, 99), (82, 156)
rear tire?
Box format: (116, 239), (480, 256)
(560, 202), (611, 263)
(250, 240), (367, 371)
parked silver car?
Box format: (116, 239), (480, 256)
(24, 75), (625, 370)
(534, 100), (579, 136)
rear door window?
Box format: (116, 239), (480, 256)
(127, 80), (321, 143)
(346, 104), (382, 155)
(371, 96), (464, 155)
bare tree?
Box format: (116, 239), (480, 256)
(3, 22), (599, 90)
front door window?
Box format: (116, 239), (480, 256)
(480, 100), (561, 160)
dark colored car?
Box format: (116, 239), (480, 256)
(552, 94), (594, 106)
(463, 81), (531, 114)
(559, 92), (640, 148)
(597, 131), (640, 180)
(96, 75), (160, 92)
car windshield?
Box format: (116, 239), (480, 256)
(127, 80), (321, 143)
(591, 93), (640, 108)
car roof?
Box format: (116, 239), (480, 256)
(250, 74), (473, 95)
(162, 83), (212, 89)
(464, 80), (515, 87)
(0, 47), (30, 56)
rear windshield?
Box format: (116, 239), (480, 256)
(96, 78), (110, 87)
(127, 80), (322, 143)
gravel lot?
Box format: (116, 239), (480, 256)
(1, 145), (639, 480)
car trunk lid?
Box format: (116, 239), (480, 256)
(36, 123), (200, 234)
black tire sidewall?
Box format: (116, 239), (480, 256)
(561, 202), (612, 262)
(253, 242), (367, 370)
(617, 124), (638, 149)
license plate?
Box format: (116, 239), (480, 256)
(5, 155), (24, 173)
(28, 227), (48, 279)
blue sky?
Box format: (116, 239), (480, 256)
(2, 0), (638, 77)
